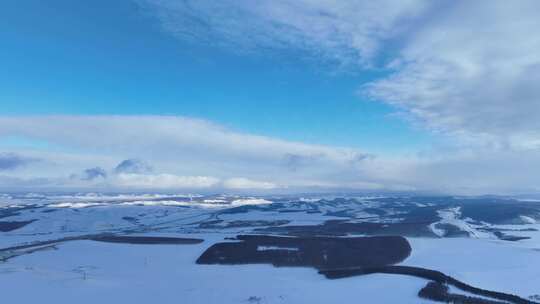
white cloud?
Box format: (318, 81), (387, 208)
(2, 115), (540, 194)
(223, 177), (277, 190)
(114, 159), (153, 174)
(0, 115), (374, 191)
(365, 1), (540, 148)
(125, 1), (540, 194)
(141, 0), (429, 65)
(113, 173), (219, 189)
(0, 152), (38, 171)
(143, 1), (540, 148)
(0, 116), (367, 167)
(371, 149), (540, 195)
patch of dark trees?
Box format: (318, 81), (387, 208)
(477, 228), (534, 242)
(196, 235), (411, 270)
(257, 219), (437, 237)
(41, 208), (59, 213)
(0, 204), (41, 219)
(366, 196), (540, 225)
(198, 220), (290, 229)
(320, 265), (538, 304)
(0, 220), (36, 232)
(122, 216), (140, 225)
(480, 227), (538, 233)
(459, 202), (539, 225)
(492, 231), (530, 242)
(218, 203), (286, 215)
(0, 233), (204, 262)
(419, 281), (509, 304)
(88, 235), (204, 245)
(324, 209), (356, 218)
(433, 223), (470, 237)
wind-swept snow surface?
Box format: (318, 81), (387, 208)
(1, 236), (429, 304)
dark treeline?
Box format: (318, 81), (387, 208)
(257, 219), (436, 237)
(0, 233), (203, 257)
(419, 281), (509, 304)
(320, 265), (538, 304)
(0, 220), (36, 232)
(197, 235), (411, 270)
(89, 235), (203, 245)
(0, 204), (41, 220)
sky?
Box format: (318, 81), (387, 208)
(1, 0), (540, 194)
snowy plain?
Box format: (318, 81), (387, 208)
(1, 194), (540, 303)
(0, 234), (430, 304)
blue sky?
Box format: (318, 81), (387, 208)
(1, 1), (540, 194)
(0, 0), (431, 153)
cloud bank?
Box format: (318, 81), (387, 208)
(365, 1), (540, 149)
(0, 116), (374, 192)
(80, 167), (107, 181)
(1, 115), (540, 194)
(114, 159), (153, 174)
(142, 0), (540, 149)
(0, 153), (37, 171)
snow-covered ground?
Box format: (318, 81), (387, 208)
(407, 237), (540, 298)
(429, 207), (492, 238)
(0, 234), (428, 304)
(2, 193), (540, 303)
(2, 234), (539, 303)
